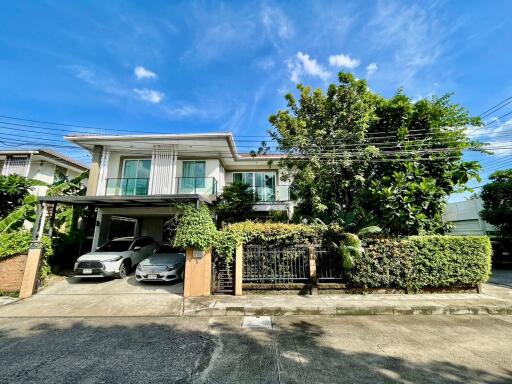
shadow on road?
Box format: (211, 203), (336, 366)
(0, 317), (510, 384)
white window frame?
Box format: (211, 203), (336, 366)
(121, 158), (152, 179)
(232, 171), (277, 202)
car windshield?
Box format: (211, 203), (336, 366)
(97, 240), (132, 252)
(155, 245), (180, 254)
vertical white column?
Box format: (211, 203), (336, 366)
(96, 150), (110, 196)
(91, 208), (103, 251)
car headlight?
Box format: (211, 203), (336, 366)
(136, 264), (143, 271)
(104, 255), (123, 262)
(166, 264), (178, 271)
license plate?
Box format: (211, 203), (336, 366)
(82, 269), (92, 274)
(148, 274), (158, 279)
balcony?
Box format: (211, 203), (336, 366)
(176, 177), (217, 195)
(105, 177), (218, 196)
(253, 185), (290, 203)
(105, 178), (149, 196)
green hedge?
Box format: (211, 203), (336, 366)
(347, 236), (491, 290)
(221, 222), (323, 246)
(0, 231), (54, 284)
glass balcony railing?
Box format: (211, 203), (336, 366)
(176, 177), (218, 195)
(105, 178), (149, 196)
(253, 185), (291, 202)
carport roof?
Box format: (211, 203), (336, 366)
(38, 194), (212, 207)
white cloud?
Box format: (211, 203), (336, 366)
(328, 54), (360, 69)
(368, 2), (453, 85)
(72, 66), (129, 97)
(486, 140), (512, 157)
(261, 6), (294, 40)
(366, 62), (378, 77)
(134, 66), (157, 80)
(133, 88), (164, 103)
(466, 118), (512, 140)
(287, 52), (331, 83)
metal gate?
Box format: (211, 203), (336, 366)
(212, 255), (234, 294)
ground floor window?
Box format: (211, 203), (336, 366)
(232, 172), (276, 202)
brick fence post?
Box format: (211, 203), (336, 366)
(308, 246), (318, 295)
(234, 244), (243, 296)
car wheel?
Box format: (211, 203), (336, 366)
(118, 261), (129, 279)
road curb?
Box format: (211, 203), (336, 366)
(183, 304), (512, 316)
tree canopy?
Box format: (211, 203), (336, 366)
(269, 72), (481, 235)
(480, 169), (512, 237)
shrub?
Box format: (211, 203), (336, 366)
(347, 237), (409, 288)
(0, 231), (54, 284)
(173, 204), (217, 251)
(216, 182), (257, 223)
(0, 174), (33, 218)
(222, 222), (323, 246)
(346, 236), (491, 290)
(214, 231), (241, 264)
(405, 236), (491, 290)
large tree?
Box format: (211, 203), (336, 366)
(269, 72), (481, 235)
(269, 73), (378, 227)
(480, 169), (512, 237)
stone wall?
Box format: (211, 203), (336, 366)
(0, 255), (28, 293)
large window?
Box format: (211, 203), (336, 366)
(182, 161), (206, 189)
(232, 172), (276, 202)
(122, 159), (151, 195)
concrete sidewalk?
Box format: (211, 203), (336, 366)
(184, 283), (512, 316)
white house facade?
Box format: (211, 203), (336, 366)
(42, 133), (293, 250)
(0, 149), (88, 195)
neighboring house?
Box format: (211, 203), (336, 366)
(443, 198), (495, 236)
(0, 149), (88, 195)
(42, 133), (293, 249)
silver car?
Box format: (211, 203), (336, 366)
(74, 236), (158, 278)
(135, 245), (185, 283)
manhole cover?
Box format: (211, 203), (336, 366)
(242, 316), (272, 329)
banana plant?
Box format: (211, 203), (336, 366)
(0, 171), (88, 234)
(339, 226), (382, 270)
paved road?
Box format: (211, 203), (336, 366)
(0, 315), (511, 383)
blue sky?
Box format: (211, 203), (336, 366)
(0, 1), (511, 201)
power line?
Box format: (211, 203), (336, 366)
(479, 96), (512, 118)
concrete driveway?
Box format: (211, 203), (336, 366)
(0, 273), (184, 317)
(0, 315), (511, 383)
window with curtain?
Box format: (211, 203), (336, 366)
(122, 159), (151, 195)
(182, 161), (206, 189)
(232, 172), (276, 202)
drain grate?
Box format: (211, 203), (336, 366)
(242, 316), (272, 329)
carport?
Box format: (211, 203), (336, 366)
(19, 194), (214, 300)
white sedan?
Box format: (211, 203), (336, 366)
(74, 236), (158, 278)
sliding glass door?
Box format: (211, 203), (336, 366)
(122, 159), (151, 195)
(181, 161), (206, 192)
(232, 172), (276, 202)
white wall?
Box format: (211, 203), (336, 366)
(444, 198), (495, 235)
(27, 160), (55, 196)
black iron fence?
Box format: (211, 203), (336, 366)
(242, 245), (343, 285)
(243, 245), (310, 284)
(315, 248), (344, 282)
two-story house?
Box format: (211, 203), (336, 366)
(0, 149), (88, 195)
(43, 133), (292, 249)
